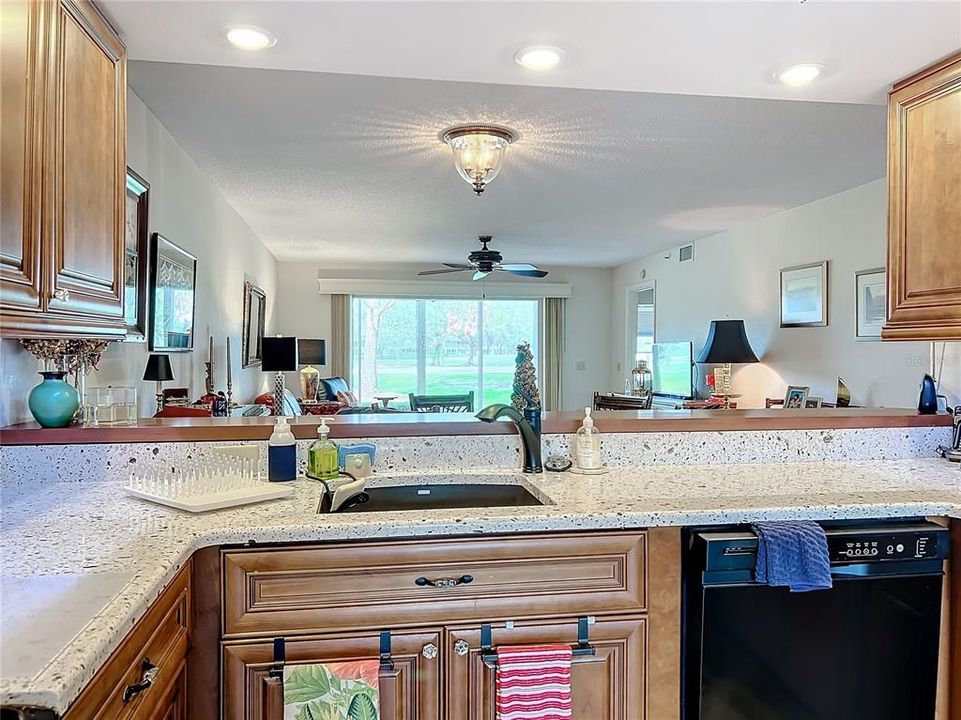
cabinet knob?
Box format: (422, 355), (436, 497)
(123, 658), (159, 702)
(454, 640), (470, 656)
(421, 643), (438, 660)
(53, 288), (70, 302)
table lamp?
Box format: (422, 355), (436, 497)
(143, 354), (174, 414)
(695, 320), (759, 403)
(297, 339), (327, 403)
(262, 336), (299, 415)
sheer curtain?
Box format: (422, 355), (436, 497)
(330, 294), (351, 380)
(543, 297), (566, 411)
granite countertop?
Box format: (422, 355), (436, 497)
(1, 459), (959, 712)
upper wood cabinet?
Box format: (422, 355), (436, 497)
(883, 51), (961, 341)
(0, 0), (126, 338)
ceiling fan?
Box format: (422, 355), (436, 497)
(418, 236), (548, 281)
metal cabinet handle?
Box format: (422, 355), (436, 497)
(415, 574), (473, 588)
(53, 288), (70, 302)
(123, 658), (159, 702)
(422, 643), (438, 659)
(454, 640), (470, 656)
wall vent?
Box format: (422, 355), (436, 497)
(678, 243), (695, 263)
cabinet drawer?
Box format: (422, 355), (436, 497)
(223, 532), (646, 638)
(64, 563), (190, 720)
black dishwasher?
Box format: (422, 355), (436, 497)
(682, 519), (949, 720)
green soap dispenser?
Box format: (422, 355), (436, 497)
(307, 418), (339, 481)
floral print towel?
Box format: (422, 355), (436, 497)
(283, 661), (380, 720)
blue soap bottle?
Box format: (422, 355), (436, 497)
(267, 417), (297, 482)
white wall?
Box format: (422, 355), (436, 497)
(0, 89), (278, 425)
(611, 179), (954, 409)
(274, 262), (612, 411)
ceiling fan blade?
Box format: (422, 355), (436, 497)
(419, 268), (468, 276)
(502, 268), (548, 278)
(472, 270), (491, 281)
(443, 263), (473, 269)
(498, 263), (540, 272)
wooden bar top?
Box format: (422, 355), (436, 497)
(0, 408), (951, 446)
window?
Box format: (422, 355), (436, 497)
(350, 297), (539, 407)
(635, 287), (655, 370)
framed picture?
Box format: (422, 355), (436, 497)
(148, 233), (197, 352)
(804, 397), (823, 408)
(855, 268), (886, 340)
(780, 261), (828, 327)
(784, 385), (810, 409)
(123, 168), (149, 339)
(242, 281), (267, 368)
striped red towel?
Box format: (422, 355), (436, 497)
(495, 644), (573, 720)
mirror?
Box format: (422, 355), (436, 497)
(242, 281), (266, 367)
(148, 233), (196, 352)
(124, 168), (149, 338)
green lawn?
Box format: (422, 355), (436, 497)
(372, 359), (517, 408)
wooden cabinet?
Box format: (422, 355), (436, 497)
(446, 618), (646, 720)
(883, 51), (961, 341)
(63, 563), (190, 720)
(221, 529), (681, 720)
(223, 629), (442, 720)
(0, 0), (126, 338)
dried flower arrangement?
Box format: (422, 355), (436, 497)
(20, 339), (112, 374)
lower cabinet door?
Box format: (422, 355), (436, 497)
(446, 617), (646, 720)
(223, 629), (442, 720)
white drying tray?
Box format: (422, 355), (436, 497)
(124, 481), (294, 513)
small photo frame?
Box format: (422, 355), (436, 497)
(780, 261), (828, 327)
(855, 268), (886, 340)
(804, 397), (823, 409)
(784, 385), (810, 409)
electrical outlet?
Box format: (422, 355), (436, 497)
(575, 360), (587, 371)
(616, 361), (622, 372)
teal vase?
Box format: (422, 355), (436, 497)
(28, 371), (80, 428)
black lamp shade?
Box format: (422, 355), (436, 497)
(696, 320), (760, 364)
(262, 336), (299, 372)
(298, 339), (327, 366)
(143, 353), (174, 382)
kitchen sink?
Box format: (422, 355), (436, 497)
(340, 483), (544, 513)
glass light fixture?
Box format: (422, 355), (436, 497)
(774, 63), (824, 87)
(514, 45), (564, 71)
(224, 25), (277, 51)
(443, 125), (515, 196)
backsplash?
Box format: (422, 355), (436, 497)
(0, 426), (950, 487)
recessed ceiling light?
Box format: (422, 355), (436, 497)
(514, 45), (564, 72)
(774, 63), (825, 87)
(224, 25), (276, 51)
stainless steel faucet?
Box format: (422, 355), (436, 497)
(475, 403), (543, 473)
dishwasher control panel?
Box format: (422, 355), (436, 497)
(828, 527), (948, 562)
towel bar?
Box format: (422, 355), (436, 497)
(479, 616), (596, 668)
(268, 636), (286, 678)
(267, 631), (394, 678)
(379, 629), (395, 671)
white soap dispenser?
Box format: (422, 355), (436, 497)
(573, 407), (605, 473)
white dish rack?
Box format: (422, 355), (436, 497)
(124, 456), (293, 512)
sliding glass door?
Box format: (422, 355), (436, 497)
(351, 297), (539, 407)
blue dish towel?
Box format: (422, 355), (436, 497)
(752, 520), (833, 592)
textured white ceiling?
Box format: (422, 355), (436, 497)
(104, 1), (961, 105)
(128, 61), (887, 266)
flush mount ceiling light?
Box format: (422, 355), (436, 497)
(224, 25), (276, 51)
(442, 125), (515, 196)
(514, 45), (564, 71)
(774, 63), (825, 87)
